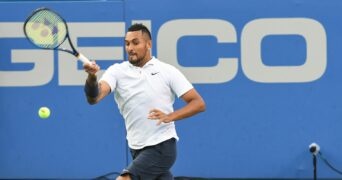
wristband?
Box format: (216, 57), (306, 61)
(84, 81), (99, 98)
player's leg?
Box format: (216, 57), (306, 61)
(157, 171), (173, 180)
(116, 174), (131, 180)
(119, 138), (177, 180)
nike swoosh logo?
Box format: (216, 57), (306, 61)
(151, 72), (159, 75)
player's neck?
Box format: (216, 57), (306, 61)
(136, 56), (152, 67)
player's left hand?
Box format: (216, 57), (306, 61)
(148, 109), (173, 125)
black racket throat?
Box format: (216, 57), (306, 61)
(59, 34), (80, 56)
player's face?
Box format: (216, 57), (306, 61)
(125, 30), (151, 67)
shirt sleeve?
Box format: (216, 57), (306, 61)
(99, 65), (117, 92)
(167, 65), (193, 98)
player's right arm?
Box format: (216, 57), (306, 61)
(83, 62), (111, 105)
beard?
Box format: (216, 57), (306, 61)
(128, 55), (142, 66)
(128, 51), (147, 67)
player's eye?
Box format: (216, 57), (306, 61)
(132, 39), (139, 45)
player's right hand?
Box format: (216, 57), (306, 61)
(83, 60), (100, 75)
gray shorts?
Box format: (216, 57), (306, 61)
(121, 138), (177, 180)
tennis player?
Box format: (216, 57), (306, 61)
(83, 23), (206, 180)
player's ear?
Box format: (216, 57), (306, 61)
(147, 40), (152, 50)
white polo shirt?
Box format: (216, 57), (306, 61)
(99, 57), (193, 149)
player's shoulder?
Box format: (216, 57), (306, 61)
(153, 57), (178, 71)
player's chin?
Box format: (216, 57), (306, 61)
(128, 55), (134, 60)
(128, 57), (139, 65)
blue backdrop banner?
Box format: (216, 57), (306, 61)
(0, 0), (341, 179)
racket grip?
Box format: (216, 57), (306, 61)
(77, 53), (91, 64)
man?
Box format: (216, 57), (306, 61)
(83, 23), (205, 180)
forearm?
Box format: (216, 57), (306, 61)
(169, 98), (206, 121)
(149, 89), (206, 124)
(84, 74), (99, 104)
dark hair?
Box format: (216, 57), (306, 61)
(128, 23), (152, 40)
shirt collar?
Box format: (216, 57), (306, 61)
(143, 56), (157, 67)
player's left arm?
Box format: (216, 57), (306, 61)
(148, 88), (206, 125)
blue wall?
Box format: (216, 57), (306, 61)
(1, 0), (342, 179)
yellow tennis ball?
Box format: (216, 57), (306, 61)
(38, 107), (51, 119)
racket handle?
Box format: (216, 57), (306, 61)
(77, 53), (91, 64)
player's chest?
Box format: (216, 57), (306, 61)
(117, 67), (169, 92)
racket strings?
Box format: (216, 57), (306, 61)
(25, 9), (67, 49)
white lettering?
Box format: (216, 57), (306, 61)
(0, 23), (53, 86)
(0, 18), (327, 86)
(157, 19), (238, 84)
(241, 18), (327, 83)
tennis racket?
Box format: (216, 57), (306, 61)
(23, 7), (90, 64)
